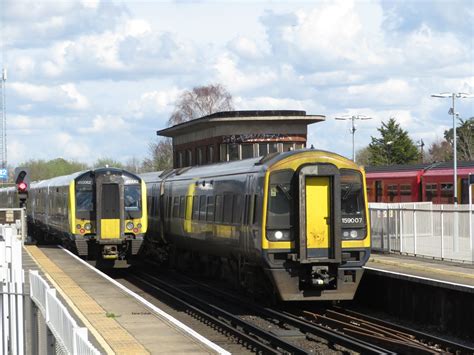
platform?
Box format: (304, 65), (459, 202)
(366, 253), (474, 293)
(24, 245), (227, 354)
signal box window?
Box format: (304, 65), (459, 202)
(241, 144), (254, 159)
(259, 143), (268, 156)
(229, 144), (239, 161)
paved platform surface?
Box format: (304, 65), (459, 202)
(25, 245), (220, 354)
(366, 253), (474, 293)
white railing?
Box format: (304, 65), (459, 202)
(0, 221), (25, 355)
(370, 202), (474, 263)
(29, 270), (101, 355)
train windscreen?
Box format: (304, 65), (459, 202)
(266, 170), (294, 241)
(340, 170), (366, 240)
(124, 184), (142, 218)
(76, 177), (95, 219)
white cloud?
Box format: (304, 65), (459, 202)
(129, 88), (181, 119)
(78, 115), (127, 134)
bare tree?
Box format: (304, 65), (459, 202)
(142, 138), (173, 172)
(168, 84), (234, 126)
(428, 139), (453, 163)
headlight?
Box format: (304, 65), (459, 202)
(342, 228), (366, 240)
(84, 223), (92, 231)
(126, 222), (134, 230)
(267, 230), (292, 241)
(76, 224), (81, 230)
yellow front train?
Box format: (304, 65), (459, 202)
(143, 149), (370, 301)
(28, 167), (147, 267)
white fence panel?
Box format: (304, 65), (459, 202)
(29, 270), (101, 355)
(369, 202), (474, 263)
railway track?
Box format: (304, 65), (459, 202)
(298, 307), (474, 355)
(131, 270), (392, 354)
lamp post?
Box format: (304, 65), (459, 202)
(431, 92), (473, 204)
(334, 115), (373, 161)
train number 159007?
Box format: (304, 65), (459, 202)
(342, 217), (363, 224)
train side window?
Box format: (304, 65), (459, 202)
(192, 196), (199, 220)
(243, 195), (249, 225)
(172, 196), (180, 218)
(179, 196), (185, 218)
(199, 195), (207, 220)
(206, 196), (215, 221)
(223, 194), (233, 224)
(425, 183), (437, 201)
(251, 194), (257, 225)
(215, 195), (223, 222)
(441, 183), (453, 202)
(232, 194), (243, 224)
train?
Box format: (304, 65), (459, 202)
(141, 149), (370, 301)
(365, 161), (474, 204)
(0, 167), (147, 267)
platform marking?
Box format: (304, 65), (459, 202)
(368, 256), (474, 280)
(364, 266), (474, 290)
(25, 246), (149, 355)
(59, 246), (231, 355)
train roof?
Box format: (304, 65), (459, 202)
(365, 161), (474, 174)
(140, 149), (357, 183)
(31, 167), (141, 188)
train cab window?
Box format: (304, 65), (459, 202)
(125, 185), (141, 211)
(267, 170), (294, 230)
(206, 196), (215, 221)
(340, 170), (365, 221)
(76, 183), (94, 219)
(215, 195), (223, 222)
(223, 194), (234, 223)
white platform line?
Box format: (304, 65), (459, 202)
(58, 246), (231, 355)
(364, 266), (474, 290)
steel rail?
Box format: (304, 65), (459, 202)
(167, 272), (392, 355)
(132, 272), (307, 354)
(333, 307), (474, 355)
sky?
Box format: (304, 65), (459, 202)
(1, 0), (473, 166)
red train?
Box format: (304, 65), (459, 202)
(365, 161), (474, 204)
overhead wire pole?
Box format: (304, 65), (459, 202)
(334, 115), (373, 161)
(1, 68), (6, 171)
(431, 92), (474, 205)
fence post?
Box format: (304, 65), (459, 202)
(414, 206), (417, 255)
(386, 205), (390, 252)
(441, 205), (444, 259)
(400, 204), (404, 253)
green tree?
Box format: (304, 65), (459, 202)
(444, 117), (474, 161)
(368, 118), (419, 166)
(19, 158), (88, 181)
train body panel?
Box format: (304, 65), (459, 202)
(365, 161), (474, 204)
(142, 149), (370, 301)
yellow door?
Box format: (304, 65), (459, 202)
(101, 219), (120, 239)
(305, 177), (330, 250)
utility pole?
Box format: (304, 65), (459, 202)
(334, 114), (373, 161)
(0, 68), (6, 178)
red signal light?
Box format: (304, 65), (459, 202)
(18, 182), (28, 192)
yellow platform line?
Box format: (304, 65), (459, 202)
(25, 246), (149, 355)
(369, 256), (474, 280)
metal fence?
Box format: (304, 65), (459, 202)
(1, 208), (100, 355)
(370, 202), (474, 263)
(29, 270), (100, 355)
(0, 210), (26, 355)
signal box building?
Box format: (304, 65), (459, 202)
(157, 110), (325, 168)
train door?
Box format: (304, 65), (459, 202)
(461, 178), (469, 204)
(375, 180), (383, 202)
(98, 183), (121, 239)
(298, 165), (341, 263)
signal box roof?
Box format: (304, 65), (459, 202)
(157, 110), (325, 138)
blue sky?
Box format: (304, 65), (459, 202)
(2, 0), (473, 166)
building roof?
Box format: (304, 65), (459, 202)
(157, 110), (325, 138)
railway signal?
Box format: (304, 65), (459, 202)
(14, 167), (30, 207)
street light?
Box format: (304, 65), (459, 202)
(431, 92), (474, 204)
(334, 114), (373, 161)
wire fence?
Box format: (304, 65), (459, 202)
(369, 202), (474, 263)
